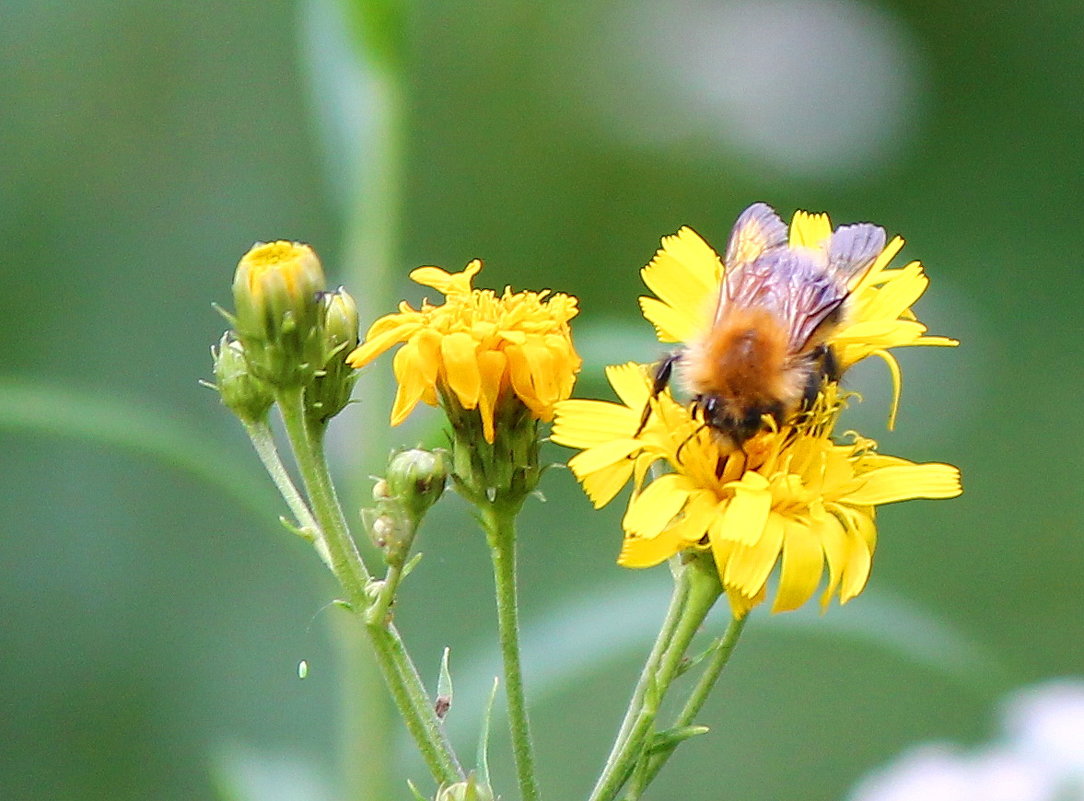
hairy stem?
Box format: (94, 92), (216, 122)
(482, 503), (541, 801)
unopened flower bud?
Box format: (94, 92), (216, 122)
(321, 287), (359, 352)
(230, 241), (326, 387)
(305, 287), (360, 424)
(211, 333), (273, 422)
(385, 448), (449, 524)
(436, 775), (495, 801)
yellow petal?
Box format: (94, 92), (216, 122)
(390, 341), (432, 425)
(670, 489), (724, 543)
(789, 210), (832, 250)
(622, 473), (692, 537)
(580, 459), (636, 508)
(641, 228), (721, 314)
(552, 399), (638, 448)
(521, 339), (558, 407)
(639, 227), (721, 341)
(618, 529), (684, 568)
(718, 471), (772, 546)
(440, 331), (482, 409)
(475, 349), (507, 444)
(606, 362), (653, 411)
(639, 296), (697, 344)
(725, 585), (764, 620)
(846, 463), (962, 505)
(347, 320), (420, 368)
(772, 519), (823, 613)
(840, 525), (874, 603)
(410, 259), (481, 295)
(724, 511), (785, 597)
(567, 439), (644, 478)
(818, 513), (849, 609)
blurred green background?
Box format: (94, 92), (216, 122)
(2, 0), (1082, 799)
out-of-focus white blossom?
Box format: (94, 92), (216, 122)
(848, 679), (1084, 801)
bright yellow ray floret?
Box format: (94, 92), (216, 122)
(552, 364), (962, 618)
(347, 260), (582, 443)
(638, 212), (958, 427)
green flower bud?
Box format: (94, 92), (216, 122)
(435, 775), (495, 801)
(305, 287), (360, 424)
(385, 448), (449, 524)
(321, 286), (359, 352)
(211, 333), (273, 422)
(230, 241), (326, 387)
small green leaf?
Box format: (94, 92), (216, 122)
(401, 551), (424, 579)
(436, 647), (453, 720)
(406, 779), (428, 801)
(476, 677), (499, 786)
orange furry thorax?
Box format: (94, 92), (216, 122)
(683, 307), (799, 408)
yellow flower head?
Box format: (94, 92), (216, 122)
(229, 240), (328, 388)
(233, 241), (326, 336)
(552, 364), (961, 617)
(638, 209), (958, 426)
(347, 260), (582, 443)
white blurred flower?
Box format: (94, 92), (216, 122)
(1002, 679), (1084, 778)
(848, 680), (1084, 801)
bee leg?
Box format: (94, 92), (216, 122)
(821, 344), (841, 382)
(676, 420), (708, 465)
(802, 345), (840, 409)
(635, 352), (681, 437)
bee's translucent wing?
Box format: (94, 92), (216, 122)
(723, 203), (787, 275)
(725, 249), (848, 349)
(827, 223), (886, 286)
(718, 203), (787, 321)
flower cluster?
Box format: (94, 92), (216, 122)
(347, 259), (581, 444)
(553, 205), (962, 617)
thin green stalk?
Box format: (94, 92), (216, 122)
(636, 615), (748, 793)
(277, 387), (370, 607)
(276, 387), (462, 786)
(482, 504), (541, 801)
(588, 556), (722, 801)
(591, 565), (690, 794)
(365, 560), (406, 628)
(368, 622), (463, 784)
(241, 419), (332, 567)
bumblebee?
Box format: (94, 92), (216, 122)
(640, 202), (886, 446)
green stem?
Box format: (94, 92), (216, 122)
(277, 388), (370, 607)
(368, 621), (464, 784)
(588, 556), (722, 801)
(241, 419), (332, 568)
(591, 564), (690, 793)
(482, 503), (541, 801)
(365, 560), (405, 628)
(636, 615), (747, 793)
(276, 387), (462, 786)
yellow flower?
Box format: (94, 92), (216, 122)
(552, 364), (961, 617)
(347, 260), (582, 443)
(638, 209), (958, 426)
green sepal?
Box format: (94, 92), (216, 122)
(648, 724), (710, 754)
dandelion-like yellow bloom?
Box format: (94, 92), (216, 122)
(552, 364), (961, 617)
(347, 260), (581, 443)
(638, 212), (958, 424)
